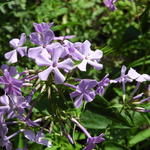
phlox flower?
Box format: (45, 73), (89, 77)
(36, 46), (74, 84)
(69, 79), (97, 108)
(24, 130), (52, 147)
(103, 0), (117, 11)
(76, 40), (103, 71)
(4, 33), (27, 63)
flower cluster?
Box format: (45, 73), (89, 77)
(0, 22), (150, 150)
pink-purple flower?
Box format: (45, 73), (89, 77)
(103, 0), (117, 11)
(36, 46), (74, 84)
(4, 33), (27, 63)
(69, 79), (97, 108)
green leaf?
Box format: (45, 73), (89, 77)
(128, 129), (150, 146)
(34, 92), (53, 115)
(80, 110), (112, 129)
(84, 96), (130, 127)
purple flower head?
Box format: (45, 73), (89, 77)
(0, 113), (12, 150)
(111, 66), (130, 83)
(96, 74), (110, 95)
(76, 40), (103, 71)
(84, 133), (105, 150)
(36, 46), (74, 84)
(70, 79), (97, 108)
(33, 22), (54, 33)
(1, 64), (17, 77)
(0, 66), (23, 96)
(30, 30), (54, 46)
(127, 68), (150, 83)
(71, 118), (105, 150)
(62, 40), (83, 60)
(28, 23), (55, 60)
(4, 33), (27, 63)
(103, 0), (117, 11)
(24, 130), (52, 147)
(28, 46), (51, 60)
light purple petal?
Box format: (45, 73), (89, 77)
(4, 50), (17, 63)
(51, 45), (64, 63)
(24, 130), (35, 142)
(18, 33), (26, 46)
(128, 68), (140, 80)
(35, 53), (52, 66)
(30, 32), (42, 45)
(38, 67), (52, 81)
(70, 91), (81, 98)
(78, 59), (88, 71)
(17, 47), (27, 57)
(79, 40), (91, 56)
(1, 65), (17, 76)
(136, 76), (146, 82)
(88, 50), (103, 61)
(28, 47), (44, 59)
(74, 95), (83, 108)
(84, 91), (95, 102)
(57, 58), (74, 71)
(33, 22), (53, 33)
(141, 74), (150, 81)
(36, 132), (52, 147)
(84, 143), (95, 150)
(42, 30), (54, 46)
(121, 65), (127, 76)
(88, 60), (103, 70)
(9, 39), (19, 49)
(53, 68), (65, 84)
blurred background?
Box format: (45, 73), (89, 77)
(0, 0), (150, 150)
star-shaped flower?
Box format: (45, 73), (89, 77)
(70, 79), (97, 108)
(4, 33), (27, 63)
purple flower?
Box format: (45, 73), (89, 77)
(28, 22), (55, 59)
(36, 46), (73, 83)
(76, 40), (103, 71)
(0, 67), (23, 96)
(30, 30), (54, 47)
(24, 130), (52, 147)
(103, 0), (117, 11)
(84, 133), (105, 150)
(4, 33), (27, 63)
(110, 66), (132, 95)
(96, 74), (110, 95)
(62, 40), (84, 60)
(69, 79), (97, 108)
(0, 113), (12, 150)
(71, 118), (105, 150)
(127, 68), (150, 83)
(33, 22), (54, 33)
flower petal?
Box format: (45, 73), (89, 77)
(38, 67), (52, 81)
(18, 33), (26, 46)
(35, 53), (52, 66)
(128, 68), (140, 80)
(4, 50), (17, 63)
(9, 39), (19, 49)
(24, 130), (35, 142)
(53, 68), (65, 84)
(58, 58), (74, 71)
(78, 59), (88, 71)
(88, 50), (103, 61)
(17, 47), (27, 57)
(74, 95), (83, 108)
(88, 60), (103, 70)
